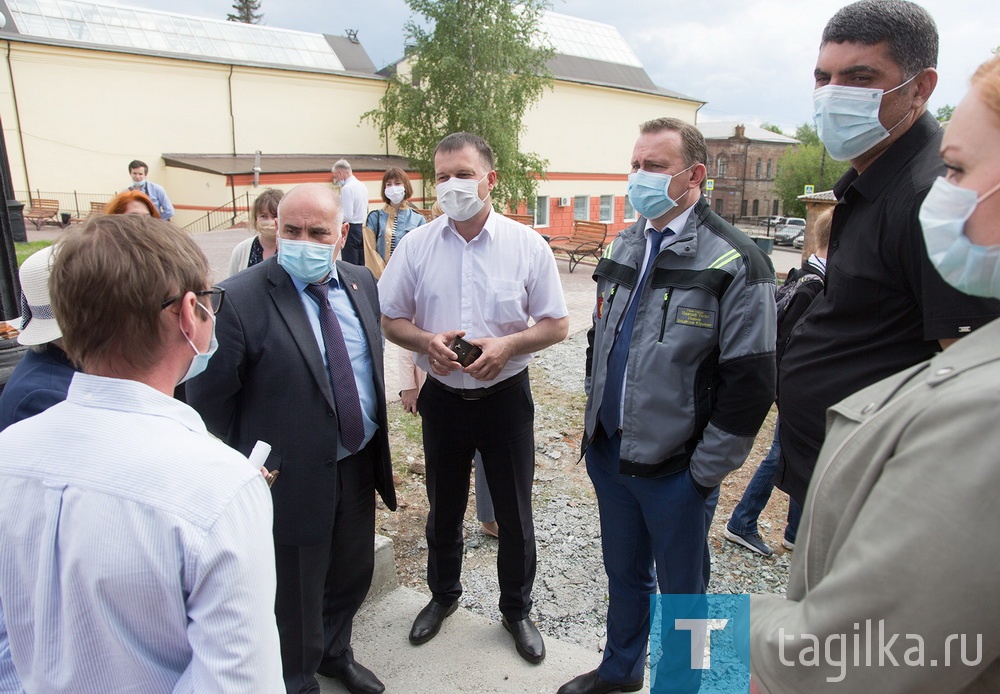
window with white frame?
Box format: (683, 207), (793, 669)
(533, 196), (549, 227)
(717, 157), (727, 177)
(599, 195), (613, 222)
(574, 195), (589, 220)
(624, 196), (637, 221)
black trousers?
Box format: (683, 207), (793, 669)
(341, 222), (365, 266)
(273, 444), (376, 694)
(418, 371), (537, 620)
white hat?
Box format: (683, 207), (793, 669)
(17, 245), (62, 346)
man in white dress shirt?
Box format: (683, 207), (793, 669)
(379, 132), (569, 665)
(0, 215), (282, 693)
(333, 159), (369, 266)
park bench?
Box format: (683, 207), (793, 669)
(505, 213), (534, 228)
(90, 200), (107, 215)
(548, 219), (610, 273)
(23, 199), (60, 229)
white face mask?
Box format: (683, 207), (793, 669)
(813, 73), (917, 161)
(920, 176), (1000, 298)
(385, 185), (406, 205)
(436, 174), (488, 221)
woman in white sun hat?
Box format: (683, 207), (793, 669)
(0, 245), (77, 432)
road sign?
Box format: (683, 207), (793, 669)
(804, 184), (815, 195)
(706, 179), (715, 191)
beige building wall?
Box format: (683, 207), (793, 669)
(523, 79), (700, 180)
(0, 40), (699, 227)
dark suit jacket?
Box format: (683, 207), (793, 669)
(187, 257), (396, 547)
(0, 345), (76, 433)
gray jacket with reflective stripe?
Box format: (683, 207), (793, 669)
(583, 198), (777, 487)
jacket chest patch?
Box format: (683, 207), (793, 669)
(675, 306), (715, 329)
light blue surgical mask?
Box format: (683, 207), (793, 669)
(813, 73), (917, 161)
(278, 238), (336, 283)
(179, 302), (218, 384)
(627, 164), (694, 221)
(920, 176), (1000, 298)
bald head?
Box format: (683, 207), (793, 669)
(276, 183), (348, 253)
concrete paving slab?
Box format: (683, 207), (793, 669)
(319, 585), (648, 694)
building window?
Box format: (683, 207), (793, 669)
(532, 196), (549, 227)
(624, 196), (637, 221)
(752, 199), (759, 216)
(773, 199), (779, 215)
(741, 199), (748, 217)
(755, 160), (762, 179)
(767, 159), (773, 179)
(717, 157), (727, 177)
(574, 195), (589, 221)
(599, 195), (613, 222)
(715, 197), (724, 215)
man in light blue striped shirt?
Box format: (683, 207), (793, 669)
(0, 215), (282, 693)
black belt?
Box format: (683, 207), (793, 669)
(427, 369), (528, 401)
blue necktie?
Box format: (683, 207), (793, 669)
(305, 283), (365, 453)
(599, 229), (670, 435)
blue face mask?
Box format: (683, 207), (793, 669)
(627, 164), (694, 221)
(813, 74), (917, 161)
(179, 302), (218, 385)
(278, 238), (336, 283)
(920, 176), (1000, 298)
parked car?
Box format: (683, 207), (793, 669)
(763, 215), (786, 228)
(793, 232), (805, 249)
(783, 217), (806, 228)
(774, 226), (805, 246)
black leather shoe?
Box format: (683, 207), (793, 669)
(409, 599), (458, 645)
(557, 669), (643, 694)
(316, 660), (384, 694)
(501, 616), (545, 664)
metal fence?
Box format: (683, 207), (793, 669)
(183, 193), (253, 235)
(14, 190), (116, 219)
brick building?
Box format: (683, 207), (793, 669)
(698, 122), (799, 223)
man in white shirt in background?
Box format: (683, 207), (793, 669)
(379, 131), (568, 667)
(333, 159), (369, 266)
(0, 215), (282, 693)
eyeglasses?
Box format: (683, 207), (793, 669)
(160, 286), (226, 315)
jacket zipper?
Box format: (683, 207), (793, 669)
(657, 290), (671, 343)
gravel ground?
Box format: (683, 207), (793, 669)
(451, 330), (792, 654)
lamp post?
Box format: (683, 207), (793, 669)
(0, 9), (23, 322)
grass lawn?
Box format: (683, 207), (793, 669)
(14, 241), (52, 267)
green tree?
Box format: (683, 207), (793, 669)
(773, 127), (850, 217)
(935, 104), (955, 122)
(760, 122), (784, 135)
(227, 0), (262, 24)
(364, 0), (554, 208)
(793, 122), (821, 147)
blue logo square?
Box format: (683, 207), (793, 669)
(650, 594), (750, 693)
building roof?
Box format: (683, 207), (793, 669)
(162, 153), (411, 177)
(380, 10), (702, 105)
(0, 0), (378, 76)
(698, 121), (800, 144)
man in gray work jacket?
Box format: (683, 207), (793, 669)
(558, 117), (776, 694)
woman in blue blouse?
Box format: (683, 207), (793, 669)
(364, 167), (426, 278)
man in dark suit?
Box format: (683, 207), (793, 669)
(187, 183), (396, 694)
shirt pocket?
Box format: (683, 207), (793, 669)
(486, 277), (527, 327)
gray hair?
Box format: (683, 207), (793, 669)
(332, 159), (352, 173)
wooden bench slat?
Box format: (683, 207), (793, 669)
(548, 220), (610, 273)
(24, 199), (60, 230)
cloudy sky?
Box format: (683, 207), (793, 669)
(120, 0), (999, 133)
